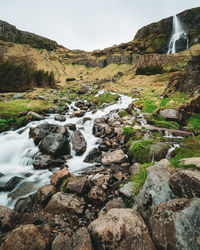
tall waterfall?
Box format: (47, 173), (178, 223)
(167, 15), (189, 54)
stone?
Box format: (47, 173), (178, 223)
(0, 205), (20, 232)
(8, 182), (35, 199)
(70, 110), (85, 118)
(159, 108), (182, 121)
(150, 198), (200, 250)
(101, 149), (127, 165)
(72, 130), (87, 155)
(133, 159), (174, 220)
(113, 171), (123, 180)
(77, 86), (89, 94)
(89, 173), (110, 188)
(46, 192), (85, 214)
(99, 197), (125, 215)
(39, 133), (70, 157)
(129, 163), (141, 175)
(84, 148), (101, 163)
(66, 177), (86, 194)
(12, 93), (25, 99)
(61, 227), (93, 250)
(27, 111), (44, 120)
(88, 186), (106, 204)
(169, 170), (200, 198)
(14, 193), (36, 213)
(33, 154), (65, 169)
(88, 208), (155, 250)
(52, 234), (70, 250)
(2, 224), (51, 250)
(179, 157), (200, 168)
(54, 114), (66, 122)
(36, 184), (57, 206)
(83, 117), (91, 123)
(119, 182), (135, 198)
(50, 167), (71, 187)
(4, 176), (23, 191)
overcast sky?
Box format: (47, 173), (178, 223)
(0, 0), (199, 51)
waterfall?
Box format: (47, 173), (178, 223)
(167, 15), (189, 54)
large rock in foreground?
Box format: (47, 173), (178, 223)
(101, 149), (127, 165)
(2, 224), (51, 250)
(0, 206), (20, 232)
(88, 208), (155, 250)
(150, 198), (200, 250)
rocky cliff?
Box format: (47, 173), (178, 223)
(0, 20), (60, 51)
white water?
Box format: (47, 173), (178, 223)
(167, 15), (189, 54)
(0, 92), (132, 208)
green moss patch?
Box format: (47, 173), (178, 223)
(146, 114), (180, 130)
(186, 114), (200, 133)
(88, 92), (120, 108)
(136, 65), (163, 76)
(118, 110), (129, 117)
(128, 140), (153, 163)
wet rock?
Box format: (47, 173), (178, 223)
(14, 193), (36, 213)
(72, 130), (87, 155)
(159, 108), (182, 121)
(4, 176), (23, 191)
(169, 170), (200, 198)
(66, 177), (87, 194)
(88, 186), (106, 204)
(0, 206), (20, 232)
(84, 148), (102, 163)
(150, 198), (200, 250)
(12, 93), (25, 99)
(36, 184), (56, 206)
(50, 167), (71, 187)
(179, 157), (200, 168)
(46, 192), (85, 215)
(8, 182), (35, 199)
(133, 159), (174, 220)
(70, 110), (85, 118)
(51, 234), (70, 250)
(129, 163), (141, 175)
(101, 149), (127, 165)
(88, 208), (155, 250)
(39, 133), (70, 157)
(29, 123), (60, 145)
(83, 117), (92, 123)
(33, 154), (65, 169)
(54, 114), (66, 122)
(65, 123), (76, 131)
(2, 224), (51, 250)
(27, 111), (44, 120)
(119, 182), (135, 198)
(61, 227), (93, 250)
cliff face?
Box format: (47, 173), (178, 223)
(0, 20), (59, 51)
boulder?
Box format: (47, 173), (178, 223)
(99, 197), (125, 215)
(72, 130), (87, 155)
(66, 177), (86, 194)
(159, 108), (182, 121)
(4, 176), (23, 191)
(88, 208), (155, 250)
(101, 149), (127, 165)
(2, 224), (51, 250)
(65, 123), (76, 131)
(169, 170), (200, 198)
(0, 206), (20, 232)
(33, 154), (65, 170)
(77, 86), (89, 94)
(84, 148), (102, 163)
(119, 182), (135, 198)
(8, 182), (35, 199)
(50, 167), (71, 187)
(54, 114), (66, 122)
(14, 193), (36, 214)
(133, 159), (174, 220)
(36, 184), (57, 206)
(59, 227), (93, 250)
(52, 234), (70, 250)
(129, 163), (141, 175)
(39, 133), (70, 157)
(46, 192), (85, 215)
(89, 173), (110, 189)
(88, 186), (106, 204)
(12, 93), (25, 99)
(179, 157), (200, 168)
(27, 111), (44, 120)
(150, 198), (200, 250)
(70, 110), (85, 118)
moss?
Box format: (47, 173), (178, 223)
(136, 65), (163, 76)
(170, 137), (200, 168)
(123, 126), (134, 137)
(186, 114), (200, 132)
(118, 110), (129, 117)
(88, 92), (120, 108)
(128, 140), (153, 163)
(146, 114), (180, 130)
(142, 99), (157, 113)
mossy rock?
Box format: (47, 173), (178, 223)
(186, 114), (200, 133)
(118, 110), (129, 118)
(145, 114), (180, 130)
(128, 139), (170, 163)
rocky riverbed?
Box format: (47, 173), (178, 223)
(0, 91), (200, 249)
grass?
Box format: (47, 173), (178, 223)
(118, 110), (129, 117)
(142, 99), (157, 113)
(123, 126), (134, 137)
(186, 114), (200, 132)
(146, 114), (180, 130)
(88, 92), (120, 108)
(128, 140), (153, 163)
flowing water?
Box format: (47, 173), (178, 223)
(0, 92), (132, 208)
(167, 15), (189, 54)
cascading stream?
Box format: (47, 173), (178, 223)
(0, 92), (132, 208)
